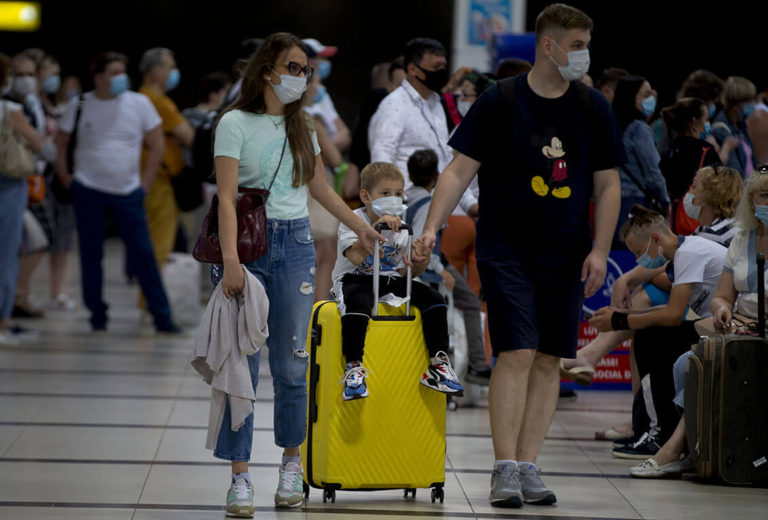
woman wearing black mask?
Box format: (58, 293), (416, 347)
(612, 75), (670, 249)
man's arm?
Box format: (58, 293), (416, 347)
(170, 119), (195, 148)
(416, 153), (481, 259)
(141, 125), (165, 192)
(55, 130), (73, 186)
(582, 168), (621, 297)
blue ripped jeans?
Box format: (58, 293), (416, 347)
(212, 217), (316, 461)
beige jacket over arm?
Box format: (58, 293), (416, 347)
(191, 267), (269, 449)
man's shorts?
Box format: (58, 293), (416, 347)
(478, 256), (584, 359)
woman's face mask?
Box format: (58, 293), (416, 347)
(269, 72), (307, 105)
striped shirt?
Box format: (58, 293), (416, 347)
(693, 217), (738, 248)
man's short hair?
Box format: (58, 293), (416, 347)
(495, 58), (532, 80)
(677, 69), (724, 103)
(534, 3), (593, 42)
(90, 52), (128, 76)
(139, 47), (172, 75)
(407, 149), (439, 188)
(595, 67), (628, 91)
(198, 72), (230, 103)
(404, 38), (445, 69)
(389, 56), (405, 81)
(360, 162), (404, 192)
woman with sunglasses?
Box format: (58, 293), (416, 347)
(211, 32), (381, 516)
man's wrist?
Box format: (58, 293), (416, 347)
(611, 311), (631, 330)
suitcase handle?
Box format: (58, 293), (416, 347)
(373, 222), (412, 317)
(758, 252), (765, 338)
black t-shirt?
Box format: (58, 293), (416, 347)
(448, 73), (625, 268)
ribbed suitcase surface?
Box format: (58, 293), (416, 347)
(301, 300), (446, 492)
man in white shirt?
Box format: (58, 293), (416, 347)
(55, 52), (178, 334)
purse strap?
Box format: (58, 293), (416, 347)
(264, 136), (288, 198)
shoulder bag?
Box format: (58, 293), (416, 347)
(0, 102), (36, 179)
(192, 136), (288, 264)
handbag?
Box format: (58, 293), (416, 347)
(192, 136), (287, 264)
(52, 94), (86, 204)
(0, 102), (36, 179)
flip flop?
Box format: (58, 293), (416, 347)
(559, 360), (594, 387)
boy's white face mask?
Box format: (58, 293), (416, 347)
(371, 196), (406, 217)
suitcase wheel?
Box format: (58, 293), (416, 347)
(403, 488), (416, 499)
(431, 487), (444, 503)
(303, 482), (310, 499)
(322, 488), (336, 503)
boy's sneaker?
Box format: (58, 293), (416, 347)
(420, 351), (464, 396)
(519, 463), (557, 505)
(612, 432), (661, 459)
(226, 478), (254, 518)
(489, 462), (523, 508)
(275, 461), (304, 508)
(340, 363), (370, 401)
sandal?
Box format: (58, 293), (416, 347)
(559, 359), (594, 387)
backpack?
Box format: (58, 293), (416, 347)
(171, 112), (217, 212)
(404, 195), (443, 285)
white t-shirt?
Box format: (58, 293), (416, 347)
(723, 229), (767, 319)
(60, 91), (162, 195)
(305, 93), (339, 141)
(331, 207), (411, 306)
(673, 235), (727, 318)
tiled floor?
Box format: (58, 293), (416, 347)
(1, 239), (766, 520)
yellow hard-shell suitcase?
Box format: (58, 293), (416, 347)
(300, 223), (447, 503)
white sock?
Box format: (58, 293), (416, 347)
(232, 472), (250, 484)
(519, 461), (537, 473)
(282, 455), (301, 468)
(494, 459), (517, 469)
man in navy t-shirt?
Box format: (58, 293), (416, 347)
(415, 3), (625, 509)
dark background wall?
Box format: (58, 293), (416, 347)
(4, 0), (768, 127)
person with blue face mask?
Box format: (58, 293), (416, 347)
(54, 51), (179, 337)
(589, 204), (727, 461)
(711, 76), (759, 175)
(137, 47), (197, 287)
(611, 76), (670, 250)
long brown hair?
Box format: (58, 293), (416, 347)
(221, 32), (315, 187)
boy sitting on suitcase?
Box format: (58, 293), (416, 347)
(331, 162), (464, 401)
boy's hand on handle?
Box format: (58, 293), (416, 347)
(374, 215), (401, 232)
(222, 262), (245, 300)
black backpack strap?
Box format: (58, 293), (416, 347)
(497, 76), (517, 114)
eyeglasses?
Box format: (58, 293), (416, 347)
(273, 61), (314, 80)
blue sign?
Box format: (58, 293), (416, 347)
(469, 0), (513, 45)
(490, 32), (536, 69)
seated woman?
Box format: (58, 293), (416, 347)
(562, 166), (742, 385)
(631, 165), (768, 478)
(589, 204), (727, 458)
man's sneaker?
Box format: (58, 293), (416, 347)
(489, 462), (523, 508)
(340, 363), (370, 401)
(226, 478), (254, 518)
(465, 365), (491, 385)
(275, 461), (304, 508)
(629, 456), (694, 479)
(519, 463), (557, 505)
(420, 351), (464, 396)
(612, 432), (661, 459)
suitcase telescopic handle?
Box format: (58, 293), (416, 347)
(758, 252), (765, 338)
(373, 222), (412, 317)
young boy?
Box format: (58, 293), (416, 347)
(331, 161), (463, 401)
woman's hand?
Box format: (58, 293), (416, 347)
(222, 263), (245, 299)
(713, 304), (733, 332)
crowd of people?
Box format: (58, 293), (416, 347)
(2, 1), (768, 516)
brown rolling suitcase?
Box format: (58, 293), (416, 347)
(684, 253), (768, 486)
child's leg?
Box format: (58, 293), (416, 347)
(338, 274), (374, 364)
(404, 279), (450, 358)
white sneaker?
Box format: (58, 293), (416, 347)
(630, 457), (692, 479)
(275, 461), (305, 508)
(226, 478), (254, 518)
(0, 332), (19, 346)
(48, 294), (77, 311)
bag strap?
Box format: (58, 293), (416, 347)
(404, 195), (431, 226)
(265, 136), (288, 196)
(66, 94), (86, 172)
